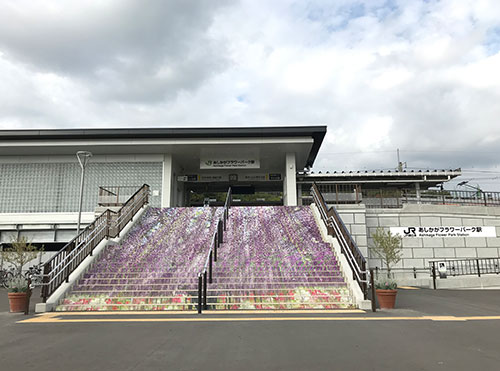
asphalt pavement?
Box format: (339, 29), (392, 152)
(1, 287), (500, 371)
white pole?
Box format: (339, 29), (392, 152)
(76, 151), (92, 236)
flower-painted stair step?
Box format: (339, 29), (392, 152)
(55, 301), (354, 311)
(69, 286), (350, 297)
(77, 275), (346, 285)
(72, 281), (348, 293)
(60, 290), (350, 305)
(81, 268), (344, 278)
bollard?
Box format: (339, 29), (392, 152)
(209, 251), (213, 284)
(198, 274), (202, 314)
(25, 277), (32, 315)
(432, 262), (437, 290)
(370, 269), (376, 312)
(203, 271), (208, 310)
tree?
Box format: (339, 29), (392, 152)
(2, 236), (40, 277)
(371, 227), (402, 279)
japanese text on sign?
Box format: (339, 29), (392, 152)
(390, 226), (497, 238)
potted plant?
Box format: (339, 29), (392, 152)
(371, 227), (402, 309)
(7, 276), (29, 312)
(2, 237), (39, 313)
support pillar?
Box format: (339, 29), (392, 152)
(284, 153), (297, 206)
(415, 182), (421, 204)
(161, 154), (173, 207)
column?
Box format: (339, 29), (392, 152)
(285, 152), (297, 206)
(161, 154), (173, 207)
(415, 182), (421, 204)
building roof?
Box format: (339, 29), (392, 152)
(0, 126), (327, 168)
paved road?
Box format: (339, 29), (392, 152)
(1, 288), (500, 370)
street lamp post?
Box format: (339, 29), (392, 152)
(76, 151), (93, 236)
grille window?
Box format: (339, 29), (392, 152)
(0, 162), (162, 213)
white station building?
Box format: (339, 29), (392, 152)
(1, 126), (499, 286)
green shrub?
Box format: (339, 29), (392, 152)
(7, 276), (28, 293)
(371, 227), (403, 279)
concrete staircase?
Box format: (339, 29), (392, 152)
(205, 206), (352, 309)
(56, 207), (221, 311)
(56, 206), (353, 311)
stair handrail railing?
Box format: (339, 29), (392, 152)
(311, 183), (370, 299)
(197, 187), (232, 314)
(39, 184), (150, 302)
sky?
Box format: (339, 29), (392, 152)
(0, 0), (500, 190)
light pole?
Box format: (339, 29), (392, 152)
(76, 151), (93, 236)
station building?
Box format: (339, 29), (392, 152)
(1, 126), (499, 286)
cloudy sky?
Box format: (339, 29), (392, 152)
(1, 0), (500, 189)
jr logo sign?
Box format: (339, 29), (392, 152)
(403, 227), (417, 237)
(391, 226), (497, 238)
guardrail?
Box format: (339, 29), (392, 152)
(373, 266), (430, 280)
(197, 187), (232, 314)
(40, 184), (150, 302)
(430, 257), (500, 289)
(98, 185), (143, 206)
(311, 184), (374, 310)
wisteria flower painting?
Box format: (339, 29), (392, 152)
(58, 206), (353, 311)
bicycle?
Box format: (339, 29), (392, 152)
(0, 267), (16, 289)
(25, 264), (44, 287)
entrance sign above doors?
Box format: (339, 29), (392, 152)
(177, 173), (282, 182)
(200, 157), (260, 169)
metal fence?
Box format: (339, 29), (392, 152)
(430, 258), (500, 289)
(302, 185), (500, 209)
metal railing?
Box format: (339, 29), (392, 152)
(373, 266), (431, 280)
(363, 189), (500, 208)
(40, 184), (150, 302)
(302, 184), (500, 209)
(197, 187), (232, 314)
(98, 186), (144, 206)
(300, 183), (362, 205)
(311, 184), (373, 307)
(430, 257), (500, 289)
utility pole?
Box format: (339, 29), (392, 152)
(76, 151), (93, 236)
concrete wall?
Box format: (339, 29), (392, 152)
(365, 204), (500, 271)
(335, 204), (368, 258)
(331, 203), (500, 283)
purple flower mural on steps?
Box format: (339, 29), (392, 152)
(58, 206), (353, 311)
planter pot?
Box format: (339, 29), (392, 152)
(8, 292), (28, 313)
(376, 289), (397, 309)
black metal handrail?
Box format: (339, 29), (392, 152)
(98, 185), (144, 206)
(430, 257), (500, 289)
(198, 187), (232, 313)
(40, 184), (150, 302)
(311, 183), (371, 300)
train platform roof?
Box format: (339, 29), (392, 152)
(298, 168), (462, 189)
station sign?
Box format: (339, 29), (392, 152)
(200, 157), (260, 169)
(390, 226), (497, 238)
(177, 173), (282, 182)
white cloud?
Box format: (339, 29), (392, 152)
(1, 0), (500, 188)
